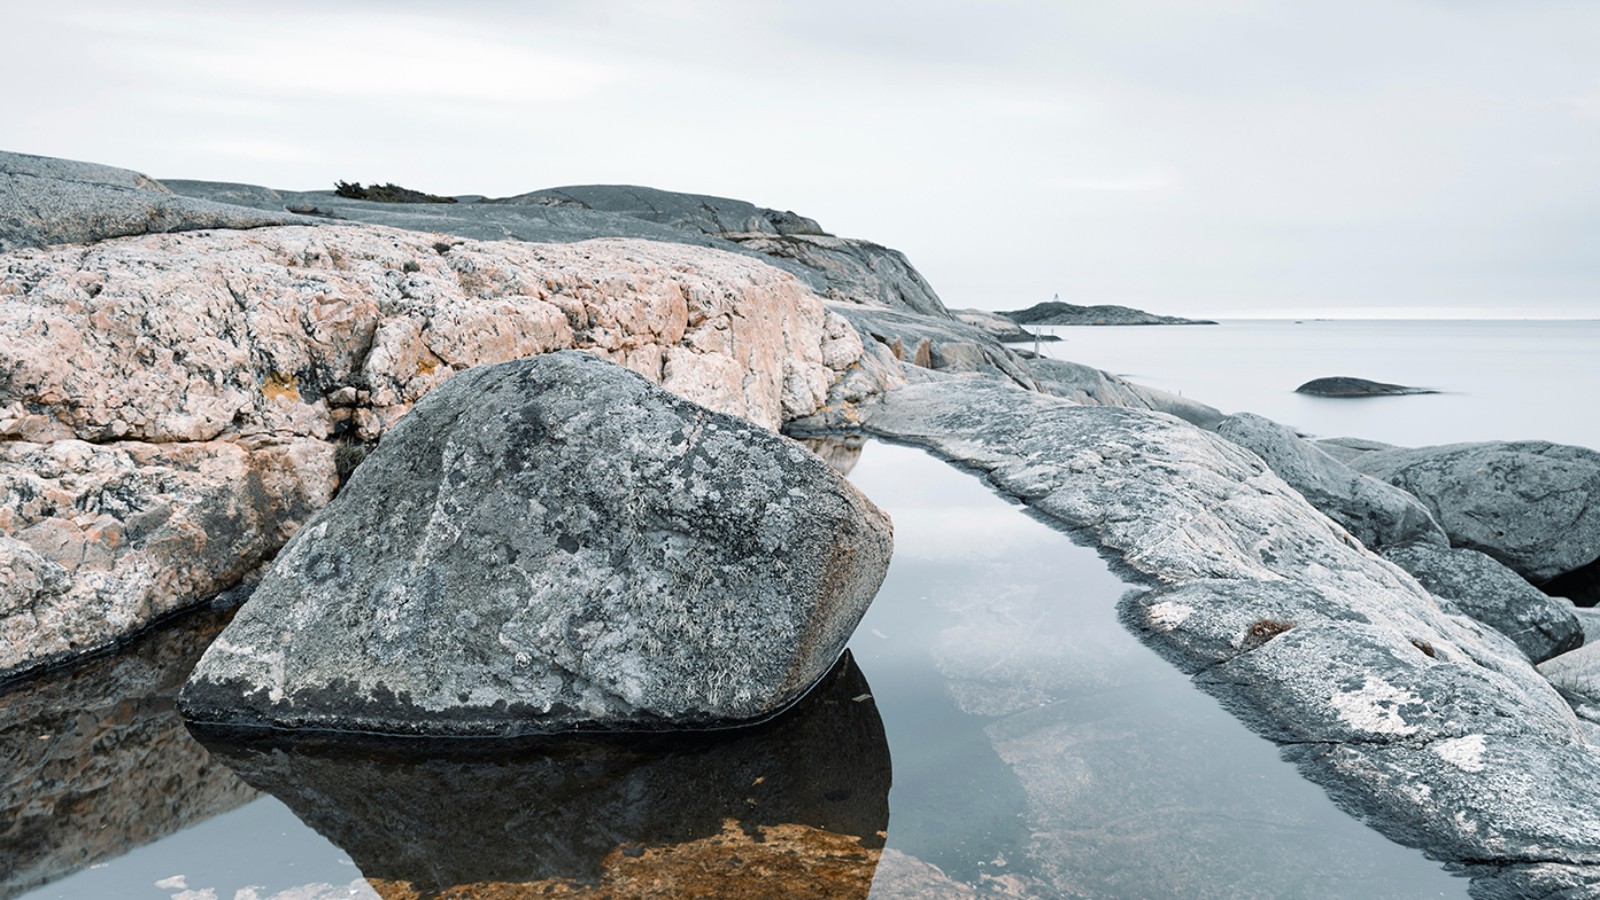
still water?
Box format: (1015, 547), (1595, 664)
(15, 319), (1592, 898)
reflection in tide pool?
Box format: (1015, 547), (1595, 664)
(192, 653), (889, 898)
(848, 441), (1467, 898)
(12, 438), (1472, 898)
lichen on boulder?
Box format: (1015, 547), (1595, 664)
(180, 352), (894, 736)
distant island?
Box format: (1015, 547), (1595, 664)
(1000, 301), (1217, 326)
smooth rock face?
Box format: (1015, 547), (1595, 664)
(859, 375), (1600, 876)
(1349, 441), (1600, 586)
(1539, 643), (1600, 705)
(0, 150), (301, 251)
(830, 305), (1038, 390)
(949, 308), (1059, 343)
(181, 352), (894, 735)
(1382, 543), (1583, 663)
(1295, 376), (1437, 397)
(1029, 357), (1226, 429)
(1217, 412), (1447, 551)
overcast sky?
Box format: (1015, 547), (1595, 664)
(6, 1), (1598, 317)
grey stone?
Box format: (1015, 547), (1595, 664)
(858, 376), (1600, 875)
(1027, 357), (1226, 429)
(1314, 436), (1404, 463)
(1295, 376), (1437, 397)
(165, 178), (952, 317)
(1217, 412), (1447, 551)
(948, 308), (1059, 344)
(181, 352), (893, 736)
(830, 305), (1039, 390)
(1349, 441), (1600, 587)
(0, 151), (303, 251)
(1541, 644), (1600, 705)
(999, 300), (1216, 326)
(1383, 543), (1583, 663)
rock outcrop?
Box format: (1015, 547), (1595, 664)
(1381, 543), (1583, 663)
(1, 222), (869, 679)
(1029, 357), (1225, 429)
(1216, 412), (1446, 551)
(0, 151), (301, 252)
(999, 301), (1216, 326)
(949, 308), (1059, 344)
(854, 373), (1600, 884)
(1348, 441), (1600, 591)
(181, 352), (894, 735)
(167, 179), (953, 318)
(1295, 376), (1437, 397)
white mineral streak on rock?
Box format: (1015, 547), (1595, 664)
(1146, 601), (1193, 631)
(1330, 677), (1422, 736)
(0, 225), (867, 676)
(1434, 734), (1488, 772)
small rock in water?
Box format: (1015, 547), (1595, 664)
(1294, 376), (1437, 397)
(180, 351), (893, 736)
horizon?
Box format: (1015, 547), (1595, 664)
(7, 1), (1600, 318)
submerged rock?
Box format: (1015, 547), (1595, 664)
(1295, 376), (1437, 397)
(1382, 543), (1583, 663)
(0, 150), (301, 251)
(1217, 412), (1446, 551)
(1349, 441), (1600, 590)
(193, 651), (888, 897)
(181, 352), (894, 735)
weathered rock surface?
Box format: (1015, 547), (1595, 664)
(1217, 412), (1446, 551)
(856, 375), (1600, 879)
(1348, 441), (1600, 588)
(1000, 300), (1216, 326)
(1, 150), (301, 252)
(0, 438), (334, 674)
(181, 352), (894, 735)
(0, 606), (256, 898)
(167, 179), (953, 318)
(1029, 357), (1226, 429)
(1538, 643), (1600, 706)
(949, 308), (1059, 343)
(1314, 436), (1404, 463)
(1382, 543), (1583, 663)
(193, 652), (888, 897)
(1295, 376), (1437, 397)
(830, 305), (1038, 390)
(1, 224), (867, 678)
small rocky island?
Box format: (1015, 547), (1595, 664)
(5, 148), (1600, 897)
(1297, 376), (1439, 397)
(1000, 300), (1218, 326)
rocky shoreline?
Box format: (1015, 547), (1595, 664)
(6, 149), (1600, 895)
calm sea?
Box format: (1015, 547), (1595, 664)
(1030, 319), (1600, 451)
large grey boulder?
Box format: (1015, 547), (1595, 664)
(1349, 441), (1600, 589)
(1381, 543), (1583, 663)
(181, 351), (893, 736)
(0, 150), (301, 251)
(1217, 412), (1447, 551)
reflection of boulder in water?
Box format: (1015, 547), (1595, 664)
(194, 652), (889, 898)
(0, 606), (257, 896)
(797, 433), (866, 476)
